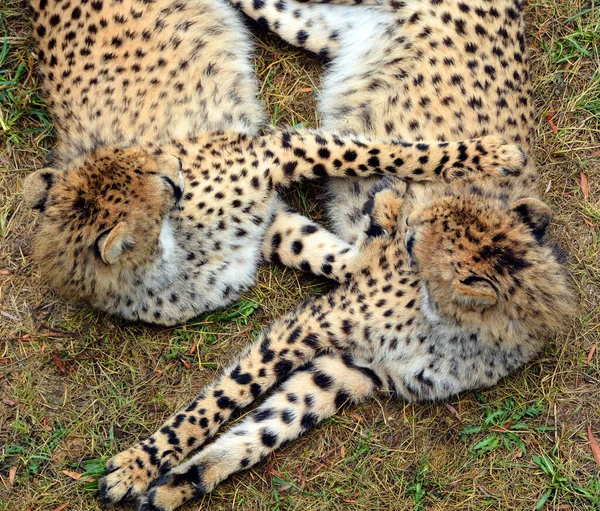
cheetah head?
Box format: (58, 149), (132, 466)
(404, 190), (574, 341)
(23, 145), (184, 304)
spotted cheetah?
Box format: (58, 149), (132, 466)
(22, 0), (520, 325)
(99, 0), (574, 508)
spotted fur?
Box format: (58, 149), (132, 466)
(23, 0), (522, 325)
(99, 1), (573, 508)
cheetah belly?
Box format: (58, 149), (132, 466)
(100, 200), (274, 325)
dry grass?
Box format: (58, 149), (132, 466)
(1, 2), (599, 510)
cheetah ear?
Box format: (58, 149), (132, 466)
(406, 209), (428, 227)
(453, 275), (498, 308)
(23, 168), (60, 213)
(511, 198), (552, 241)
(96, 222), (134, 265)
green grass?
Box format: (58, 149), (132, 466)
(1, 1), (600, 510)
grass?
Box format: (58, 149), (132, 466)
(1, 1), (600, 510)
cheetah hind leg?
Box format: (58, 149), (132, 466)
(99, 294), (347, 504)
(137, 352), (387, 511)
(228, 0), (383, 58)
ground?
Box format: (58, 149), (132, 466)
(0, 1), (599, 510)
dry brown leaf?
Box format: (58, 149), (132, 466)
(180, 359), (192, 370)
(591, 149), (600, 157)
(444, 403), (463, 422)
(587, 345), (597, 364)
(61, 470), (95, 482)
(51, 504), (69, 511)
(2, 398), (16, 406)
(342, 498), (358, 504)
(587, 424), (600, 466)
(580, 172), (590, 200)
(340, 445), (346, 458)
(188, 341), (197, 356)
(0, 269), (11, 276)
(583, 217), (594, 228)
(51, 353), (66, 374)
(545, 112), (558, 135)
(297, 87), (312, 93)
(8, 466), (17, 485)
(350, 412), (362, 422)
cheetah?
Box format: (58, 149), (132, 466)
(22, 0), (520, 325)
(99, 0), (574, 508)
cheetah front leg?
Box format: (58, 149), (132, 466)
(99, 293), (353, 504)
(136, 352), (388, 511)
(262, 202), (367, 282)
(264, 131), (527, 186)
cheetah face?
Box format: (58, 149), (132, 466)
(23, 146), (183, 301)
(405, 192), (567, 329)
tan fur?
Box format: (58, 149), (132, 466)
(25, 0), (524, 325)
(98, 1), (574, 509)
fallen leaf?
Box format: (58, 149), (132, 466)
(587, 345), (597, 364)
(545, 112), (558, 135)
(9, 466), (17, 485)
(580, 172), (589, 200)
(587, 424), (600, 466)
(583, 217), (594, 227)
(180, 359), (192, 370)
(61, 470), (95, 482)
(342, 498), (358, 503)
(0, 358), (13, 365)
(371, 456), (383, 462)
(298, 87), (312, 93)
(445, 402), (463, 422)
(2, 398), (16, 406)
(340, 445), (345, 458)
(188, 342), (197, 356)
(591, 149), (600, 157)
(51, 353), (66, 374)
(0, 269), (11, 276)
(535, 22), (549, 39)
(350, 412), (362, 422)
(51, 504), (69, 511)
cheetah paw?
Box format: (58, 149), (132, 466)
(476, 135), (527, 176)
(99, 443), (173, 504)
(137, 466), (208, 511)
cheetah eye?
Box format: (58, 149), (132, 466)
(460, 275), (498, 293)
(405, 230), (416, 257)
(161, 176), (183, 202)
